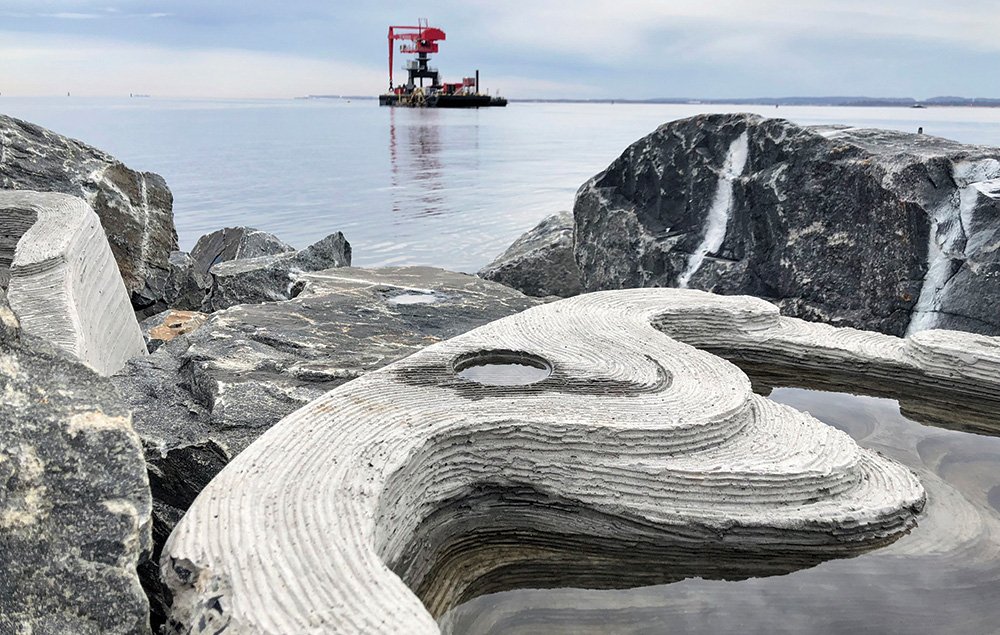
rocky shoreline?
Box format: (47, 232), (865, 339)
(2, 112), (1000, 634)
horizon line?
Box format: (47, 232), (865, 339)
(2, 94), (1000, 105)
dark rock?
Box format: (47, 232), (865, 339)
(203, 231), (352, 311)
(0, 114), (177, 312)
(0, 291), (18, 340)
(0, 291), (152, 634)
(135, 251), (212, 319)
(139, 439), (230, 633)
(111, 265), (540, 626)
(190, 226), (294, 281)
(572, 113), (1000, 336)
(479, 211), (583, 298)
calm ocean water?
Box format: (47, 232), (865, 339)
(3, 97), (1000, 272)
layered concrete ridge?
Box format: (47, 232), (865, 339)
(649, 290), (1000, 429)
(163, 289), (926, 635)
(0, 191), (146, 375)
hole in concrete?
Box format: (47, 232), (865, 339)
(454, 350), (552, 386)
(0, 207), (38, 291)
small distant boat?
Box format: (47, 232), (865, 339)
(379, 19), (506, 109)
(911, 104), (927, 109)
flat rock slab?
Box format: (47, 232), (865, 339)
(0, 114), (176, 310)
(0, 294), (152, 635)
(111, 265), (541, 626)
(162, 288), (925, 634)
(117, 266), (542, 454)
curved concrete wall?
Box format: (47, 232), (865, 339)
(162, 289), (932, 634)
(1, 191), (146, 375)
(648, 290), (1000, 431)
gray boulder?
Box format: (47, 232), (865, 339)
(572, 113), (1000, 336)
(479, 211), (583, 298)
(111, 266), (540, 627)
(0, 292), (152, 634)
(0, 114), (177, 313)
(189, 226), (294, 281)
(135, 251), (212, 319)
(138, 227), (296, 318)
(203, 231), (352, 311)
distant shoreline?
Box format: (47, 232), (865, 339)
(299, 95), (1000, 108)
(509, 97), (1000, 108)
(2, 95), (997, 107)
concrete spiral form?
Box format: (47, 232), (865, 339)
(0, 190), (146, 375)
(162, 289), (942, 635)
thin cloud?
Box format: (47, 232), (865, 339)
(1, 0), (997, 98)
(0, 31), (386, 98)
(43, 12), (102, 19)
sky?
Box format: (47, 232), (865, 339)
(0, 0), (998, 100)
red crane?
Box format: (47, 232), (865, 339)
(387, 18), (446, 89)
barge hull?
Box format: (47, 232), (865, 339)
(379, 93), (504, 108)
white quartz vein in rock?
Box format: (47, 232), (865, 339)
(908, 159), (1000, 335)
(678, 132), (749, 288)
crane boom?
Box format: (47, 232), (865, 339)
(387, 19), (446, 89)
(379, 18), (506, 108)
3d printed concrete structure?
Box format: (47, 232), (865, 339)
(160, 289), (952, 634)
(0, 191), (146, 375)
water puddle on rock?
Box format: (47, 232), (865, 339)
(440, 387), (1000, 635)
(457, 361), (551, 387)
(388, 291), (440, 305)
(455, 351), (552, 387)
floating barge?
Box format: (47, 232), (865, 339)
(379, 19), (506, 108)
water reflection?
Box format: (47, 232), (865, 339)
(390, 108), (483, 220)
(734, 362), (1000, 437)
(440, 387), (1000, 635)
